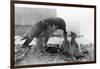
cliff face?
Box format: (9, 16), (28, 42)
(15, 7), (56, 25)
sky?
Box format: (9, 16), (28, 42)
(56, 7), (94, 44)
(15, 4), (94, 44)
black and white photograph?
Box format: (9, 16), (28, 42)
(11, 1), (96, 68)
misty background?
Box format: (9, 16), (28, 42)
(15, 4), (94, 44)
